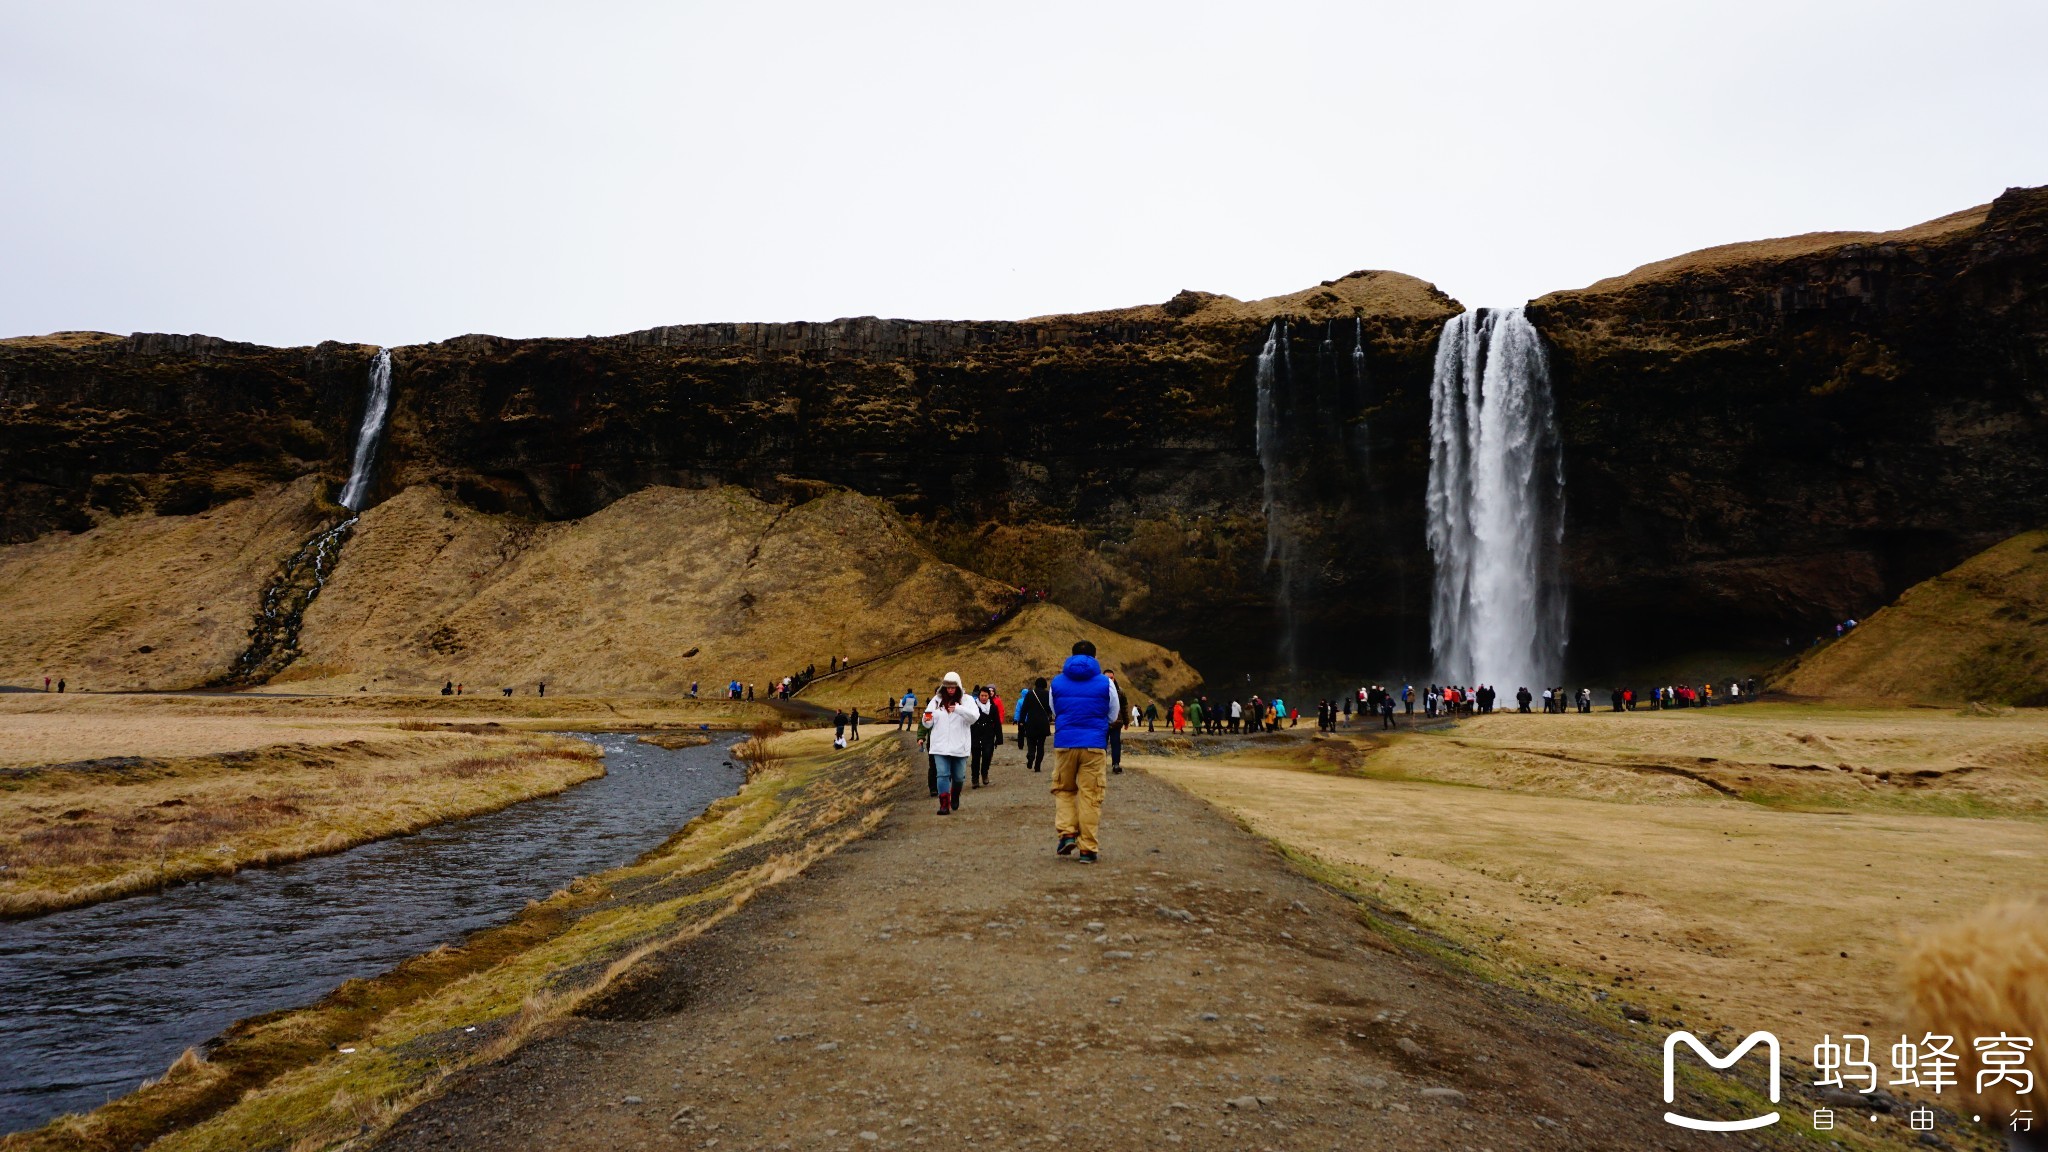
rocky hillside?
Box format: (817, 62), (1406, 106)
(0, 274), (1461, 682)
(4, 187), (2045, 682)
(0, 479), (1200, 696)
(1776, 528), (2048, 705)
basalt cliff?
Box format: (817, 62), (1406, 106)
(3, 186), (2045, 685)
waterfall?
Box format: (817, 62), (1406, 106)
(337, 348), (393, 511)
(1255, 321), (1286, 568)
(215, 350), (394, 686)
(1254, 320), (1299, 676)
(1348, 317), (1371, 469)
(1425, 307), (1566, 689)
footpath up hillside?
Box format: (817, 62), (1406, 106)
(374, 737), (1743, 1152)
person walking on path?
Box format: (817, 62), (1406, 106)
(1015, 677), (1053, 773)
(1049, 640), (1116, 863)
(969, 686), (1000, 788)
(1105, 671), (1127, 776)
(898, 688), (917, 731)
(833, 708), (848, 747)
(848, 706), (862, 741)
(924, 672), (980, 815)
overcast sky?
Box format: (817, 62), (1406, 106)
(3, 1), (2044, 347)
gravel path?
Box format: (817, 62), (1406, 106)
(373, 741), (1735, 1151)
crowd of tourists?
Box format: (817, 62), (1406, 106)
(892, 639), (1123, 864)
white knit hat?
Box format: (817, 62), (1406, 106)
(942, 671), (963, 686)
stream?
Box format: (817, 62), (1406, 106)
(0, 733), (744, 1134)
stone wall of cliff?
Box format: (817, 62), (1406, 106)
(4, 191), (2044, 682)
(1529, 185), (2048, 669)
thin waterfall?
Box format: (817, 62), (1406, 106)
(1255, 321), (1285, 567)
(338, 348), (393, 511)
(216, 350), (395, 686)
(1425, 307), (1566, 690)
(1254, 320), (1299, 677)
(1348, 317), (1371, 470)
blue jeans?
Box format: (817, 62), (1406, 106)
(932, 754), (967, 797)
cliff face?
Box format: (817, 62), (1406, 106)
(0, 333), (379, 539)
(1529, 186), (2048, 669)
(4, 189), (2045, 684)
(375, 271), (1459, 672)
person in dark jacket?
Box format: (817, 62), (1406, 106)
(1015, 678), (1053, 773)
(970, 686), (1000, 787)
(1048, 641), (1115, 863)
(1105, 671), (1128, 775)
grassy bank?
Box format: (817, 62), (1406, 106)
(4, 731), (910, 1152)
(0, 731), (605, 917)
(1132, 706), (2047, 1137)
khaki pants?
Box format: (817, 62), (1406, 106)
(1051, 746), (1106, 853)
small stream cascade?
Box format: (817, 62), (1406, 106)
(1425, 308), (1566, 689)
(1251, 316), (1380, 684)
(1253, 320), (1301, 676)
(217, 349), (395, 686)
(1349, 317), (1371, 470)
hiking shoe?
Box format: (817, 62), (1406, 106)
(1057, 835), (1078, 856)
(1076, 850), (1098, 864)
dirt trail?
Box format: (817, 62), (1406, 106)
(373, 737), (1740, 1152)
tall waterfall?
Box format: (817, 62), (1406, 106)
(1425, 307), (1566, 689)
(337, 348), (393, 511)
(217, 349), (395, 686)
(1255, 321), (1287, 567)
(1254, 320), (1299, 676)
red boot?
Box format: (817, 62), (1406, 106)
(937, 792), (952, 815)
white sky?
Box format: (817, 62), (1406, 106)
(3, 1), (2045, 348)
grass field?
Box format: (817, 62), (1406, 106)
(1137, 703), (2048, 1050)
(0, 691), (798, 917)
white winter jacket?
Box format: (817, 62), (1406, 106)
(923, 694), (983, 757)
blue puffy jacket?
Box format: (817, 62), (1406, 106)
(1050, 654), (1113, 749)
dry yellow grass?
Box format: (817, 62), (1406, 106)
(1779, 529), (2048, 706)
(1354, 705), (2048, 817)
(0, 478), (329, 691)
(798, 600), (1200, 711)
(1137, 703), (2048, 1055)
(0, 730), (602, 916)
(1029, 267), (1458, 325)
(1542, 202), (1991, 299)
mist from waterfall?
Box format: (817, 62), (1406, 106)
(1425, 307), (1566, 689)
(1253, 320), (1299, 676)
(337, 348), (393, 512)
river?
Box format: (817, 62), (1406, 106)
(0, 733), (744, 1134)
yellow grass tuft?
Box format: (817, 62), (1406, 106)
(1901, 899), (2048, 1117)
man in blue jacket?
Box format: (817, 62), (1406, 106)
(1048, 640), (1117, 863)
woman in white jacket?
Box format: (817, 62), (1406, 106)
(924, 671), (982, 815)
